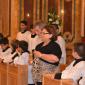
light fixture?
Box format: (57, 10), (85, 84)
(27, 13), (30, 17)
(61, 9), (64, 15)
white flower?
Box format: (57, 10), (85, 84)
(52, 22), (56, 24)
(55, 20), (59, 24)
(49, 18), (53, 21)
(48, 10), (62, 26)
(48, 13), (50, 15)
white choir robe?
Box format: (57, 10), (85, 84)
(28, 64), (34, 84)
(61, 60), (85, 84)
(28, 34), (42, 52)
(0, 48), (12, 60)
(14, 52), (29, 65)
(56, 36), (66, 64)
(3, 52), (18, 63)
(79, 77), (85, 85)
(14, 52), (34, 84)
(16, 31), (31, 43)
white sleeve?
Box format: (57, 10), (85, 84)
(14, 57), (19, 64)
(79, 77), (85, 85)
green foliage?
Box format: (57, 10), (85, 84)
(48, 9), (62, 27)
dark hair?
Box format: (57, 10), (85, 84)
(74, 42), (85, 58)
(42, 25), (57, 41)
(20, 20), (27, 25)
(0, 37), (9, 45)
(52, 24), (59, 30)
(11, 39), (19, 51)
(18, 41), (28, 52)
(34, 21), (47, 29)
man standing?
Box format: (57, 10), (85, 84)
(16, 20), (31, 43)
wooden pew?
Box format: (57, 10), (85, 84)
(0, 63), (28, 85)
(0, 63), (7, 85)
(43, 74), (77, 85)
(7, 64), (28, 85)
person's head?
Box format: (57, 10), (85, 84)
(0, 37), (9, 50)
(40, 25), (57, 42)
(20, 20), (27, 31)
(17, 40), (28, 53)
(33, 21), (47, 36)
(10, 39), (19, 51)
(72, 42), (85, 59)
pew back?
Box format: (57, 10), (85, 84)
(0, 63), (28, 85)
(43, 74), (77, 85)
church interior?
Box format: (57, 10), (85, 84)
(0, 0), (85, 85)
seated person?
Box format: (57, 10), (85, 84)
(0, 37), (12, 62)
(54, 42), (85, 85)
(14, 40), (29, 65)
(3, 39), (19, 63)
(13, 40), (34, 85)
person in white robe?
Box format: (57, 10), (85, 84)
(16, 20), (31, 47)
(28, 24), (41, 53)
(3, 39), (19, 63)
(14, 40), (29, 65)
(54, 42), (85, 85)
(0, 37), (12, 61)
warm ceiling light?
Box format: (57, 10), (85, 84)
(61, 9), (64, 15)
(27, 13), (30, 17)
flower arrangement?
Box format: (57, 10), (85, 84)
(48, 9), (62, 27)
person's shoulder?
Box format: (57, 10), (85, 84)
(57, 36), (65, 41)
(22, 52), (29, 56)
(51, 41), (60, 45)
(17, 31), (21, 35)
(76, 61), (85, 68)
(25, 31), (31, 34)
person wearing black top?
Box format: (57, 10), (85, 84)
(32, 25), (62, 85)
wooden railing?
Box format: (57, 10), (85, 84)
(43, 74), (77, 85)
(0, 63), (28, 85)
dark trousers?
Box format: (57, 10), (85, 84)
(28, 84), (35, 85)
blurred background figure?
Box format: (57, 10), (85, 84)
(28, 24), (41, 53)
(53, 24), (66, 64)
(16, 20), (31, 45)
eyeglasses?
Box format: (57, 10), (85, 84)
(41, 32), (50, 35)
